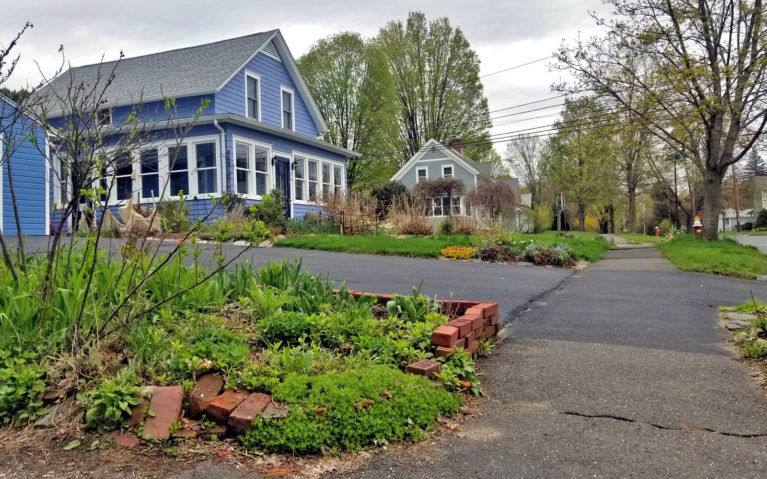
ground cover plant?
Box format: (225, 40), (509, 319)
(658, 234), (767, 279)
(721, 299), (767, 360)
(0, 246), (471, 452)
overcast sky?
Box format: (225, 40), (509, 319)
(2, 0), (608, 155)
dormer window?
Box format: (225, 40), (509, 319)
(246, 72), (260, 120)
(96, 108), (111, 127)
(281, 88), (294, 130)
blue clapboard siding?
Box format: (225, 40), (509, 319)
(1, 97), (47, 236)
(216, 52), (318, 137)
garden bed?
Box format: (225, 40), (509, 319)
(0, 246), (499, 463)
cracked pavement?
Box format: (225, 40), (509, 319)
(337, 244), (767, 478)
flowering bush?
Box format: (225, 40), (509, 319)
(522, 242), (574, 266)
(441, 246), (475, 261)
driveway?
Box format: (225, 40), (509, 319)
(734, 233), (767, 254)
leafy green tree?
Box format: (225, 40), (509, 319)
(557, 0), (767, 240)
(298, 32), (400, 190)
(743, 148), (767, 177)
(377, 11), (492, 162)
(541, 97), (619, 230)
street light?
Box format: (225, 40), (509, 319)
(667, 152), (682, 228)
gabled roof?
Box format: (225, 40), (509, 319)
(391, 138), (493, 182)
(39, 30), (328, 134)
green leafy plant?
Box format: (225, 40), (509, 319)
(248, 189), (287, 229)
(438, 219), (454, 235)
(435, 349), (481, 395)
(385, 288), (438, 322)
(240, 365), (462, 453)
(158, 198), (192, 233)
(241, 283), (293, 322)
(0, 350), (47, 425)
(257, 312), (316, 345)
(170, 323), (249, 375)
(235, 363), (282, 393)
(81, 371), (142, 433)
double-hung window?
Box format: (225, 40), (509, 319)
(307, 159), (318, 200)
(442, 165), (453, 178)
(451, 197), (462, 215)
(281, 88), (294, 130)
(294, 157), (305, 201)
(196, 142), (217, 194)
(416, 167), (427, 183)
(235, 142), (251, 195)
(114, 152), (133, 201)
(321, 162), (331, 195)
(333, 165), (343, 195)
(246, 73), (260, 120)
(169, 145), (189, 196)
(139, 148), (159, 199)
(254, 146), (268, 196)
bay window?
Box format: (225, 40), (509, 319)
(308, 159), (318, 199)
(140, 148), (159, 199)
(294, 157), (305, 201)
(196, 142), (217, 194)
(169, 145), (189, 196)
(235, 142), (251, 195)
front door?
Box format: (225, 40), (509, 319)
(274, 158), (291, 218)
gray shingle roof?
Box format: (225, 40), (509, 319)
(40, 31), (277, 114)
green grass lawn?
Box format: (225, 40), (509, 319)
(275, 230), (612, 262)
(657, 234), (767, 279)
(618, 233), (666, 244)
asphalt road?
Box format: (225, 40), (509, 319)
(7, 237), (767, 478)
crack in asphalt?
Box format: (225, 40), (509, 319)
(559, 411), (767, 438)
(501, 271), (575, 327)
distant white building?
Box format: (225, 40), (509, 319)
(718, 208), (755, 232)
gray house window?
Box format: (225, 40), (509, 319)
(169, 145), (189, 196)
(246, 75), (260, 120)
(442, 165), (453, 178)
(140, 149), (159, 199)
(282, 89), (294, 130)
(196, 142), (217, 194)
(416, 167), (428, 183)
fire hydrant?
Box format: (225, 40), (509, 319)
(693, 216), (703, 236)
(654, 226), (660, 236)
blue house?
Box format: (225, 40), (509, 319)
(41, 30), (358, 225)
(0, 94), (49, 236)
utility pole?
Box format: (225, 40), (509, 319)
(733, 164), (741, 232)
(667, 153), (682, 228)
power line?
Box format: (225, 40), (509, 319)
(480, 56), (552, 78)
(488, 93), (570, 114)
(490, 103), (566, 120)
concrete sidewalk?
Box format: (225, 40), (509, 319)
(337, 245), (767, 478)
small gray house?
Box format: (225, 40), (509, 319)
(390, 138), (498, 217)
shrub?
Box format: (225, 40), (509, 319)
(452, 216), (477, 235)
(248, 189), (287, 229)
(390, 199), (432, 235)
(438, 219), (454, 235)
(756, 209), (767, 229)
(477, 245), (517, 263)
(239, 365), (462, 453)
(319, 192), (377, 235)
(158, 199), (192, 233)
(522, 242), (574, 266)
(82, 370), (142, 433)
(286, 215), (338, 235)
(658, 218), (676, 236)
(532, 205), (553, 233)
(441, 246), (474, 261)
(466, 180), (517, 223)
(0, 350), (47, 425)
(371, 181), (408, 219)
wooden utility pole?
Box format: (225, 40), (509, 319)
(733, 165), (741, 232)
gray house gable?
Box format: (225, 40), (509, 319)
(391, 138), (491, 190)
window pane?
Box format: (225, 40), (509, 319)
(116, 153), (132, 176)
(170, 171), (189, 196)
(322, 163), (330, 182)
(294, 180), (303, 201)
(308, 181), (317, 199)
(308, 160), (317, 181)
(140, 149), (158, 173)
(282, 91), (292, 111)
(198, 169), (217, 194)
(142, 174), (159, 198)
(333, 166), (342, 186)
(443, 167), (452, 178)
(116, 177), (132, 200)
(196, 143), (216, 168)
(256, 172), (267, 196)
(294, 158), (304, 179)
(236, 169), (249, 195)
(169, 145), (188, 171)
(236, 143), (249, 169)
(255, 148), (267, 172)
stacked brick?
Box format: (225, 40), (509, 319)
(431, 301), (499, 358)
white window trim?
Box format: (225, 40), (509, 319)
(232, 136), (272, 200)
(136, 147), (162, 202)
(244, 71), (261, 121)
(280, 86), (295, 131)
(442, 164), (454, 179)
(416, 166), (428, 183)
(291, 150), (345, 205)
(96, 108), (112, 127)
(427, 195), (463, 217)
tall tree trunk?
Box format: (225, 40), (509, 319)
(578, 203), (586, 231)
(627, 186), (637, 233)
(609, 204), (615, 234)
(701, 170), (725, 240)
